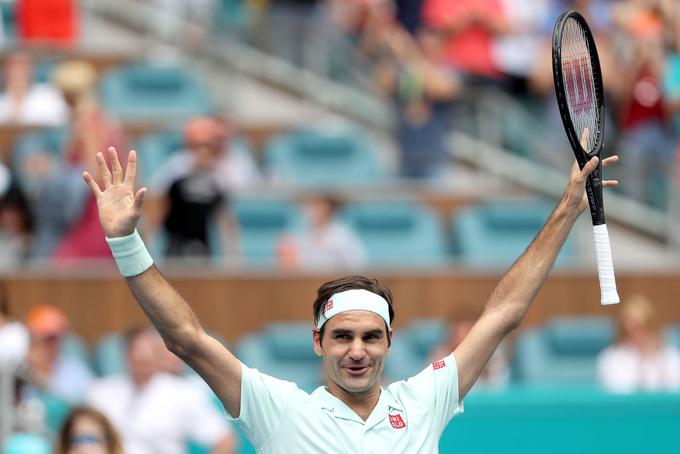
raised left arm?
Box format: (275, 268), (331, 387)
(454, 152), (619, 399)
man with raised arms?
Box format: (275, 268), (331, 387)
(83, 143), (618, 453)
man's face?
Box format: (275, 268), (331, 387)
(126, 333), (159, 386)
(314, 311), (391, 396)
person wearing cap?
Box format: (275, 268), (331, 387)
(25, 304), (93, 403)
(83, 147), (619, 452)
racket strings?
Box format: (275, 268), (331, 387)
(560, 18), (599, 153)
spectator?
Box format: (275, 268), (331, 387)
(0, 163), (33, 268)
(374, 25), (461, 178)
(46, 60), (126, 261)
(17, 0), (79, 47)
(25, 305), (93, 403)
(597, 295), (680, 393)
(277, 194), (367, 270)
(0, 52), (69, 125)
(145, 117), (250, 259)
(56, 406), (124, 454)
(0, 289), (29, 367)
(430, 317), (510, 390)
(88, 326), (236, 454)
(422, 0), (508, 82)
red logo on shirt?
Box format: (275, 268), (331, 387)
(324, 299), (333, 313)
(389, 414), (406, 429)
(432, 360), (446, 370)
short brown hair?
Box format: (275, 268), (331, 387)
(313, 276), (394, 342)
(57, 406), (123, 454)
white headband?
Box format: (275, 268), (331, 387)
(316, 289), (391, 329)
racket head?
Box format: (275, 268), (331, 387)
(552, 10), (605, 168)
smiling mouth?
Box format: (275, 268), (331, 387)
(345, 366), (369, 376)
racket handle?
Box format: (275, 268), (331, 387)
(592, 224), (620, 305)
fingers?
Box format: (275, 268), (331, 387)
(580, 128), (590, 150)
(108, 146), (124, 184)
(82, 171), (102, 197)
(603, 180), (619, 188)
(601, 155), (619, 167)
(580, 156), (599, 179)
(96, 152), (112, 188)
(134, 187), (147, 212)
(123, 149), (137, 187)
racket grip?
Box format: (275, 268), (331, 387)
(592, 224), (620, 305)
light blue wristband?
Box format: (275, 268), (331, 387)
(106, 230), (154, 277)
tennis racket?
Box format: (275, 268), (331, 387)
(552, 10), (619, 305)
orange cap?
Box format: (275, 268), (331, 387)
(26, 305), (68, 337)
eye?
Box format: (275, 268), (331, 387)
(364, 333), (381, 341)
(335, 333), (351, 340)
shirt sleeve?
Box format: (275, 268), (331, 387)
(400, 352), (464, 434)
(225, 363), (301, 449)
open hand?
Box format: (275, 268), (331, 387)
(82, 147), (147, 238)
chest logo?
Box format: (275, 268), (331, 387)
(389, 414), (406, 429)
(432, 359), (446, 370)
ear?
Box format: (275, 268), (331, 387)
(312, 329), (323, 357)
(387, 328), (394, 352)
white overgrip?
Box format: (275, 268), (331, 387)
(592, 224), (620, 305)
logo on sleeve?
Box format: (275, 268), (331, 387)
(324, 299), (333, 313)
(389, 414), (406, 429)
(432, 359), (446, 370)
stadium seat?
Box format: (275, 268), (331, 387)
(61, 333), (89, 363)
(452, 199), (576, 267)
(2, 433), (51, 454)
(133, 129), (184, 186)
(99, 64), (213, 121)
(265, 130), (382, 187)
(339, 200), (447, 266)
(513, 316), (615, 385)
(385, 318), (447, 381)
(92, 332), (127, 377)
(666, 323), (680, 350)
(236, 322), (321, 392)
(232, 197), (302, 265)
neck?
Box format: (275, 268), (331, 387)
(326, 381), (382, 421)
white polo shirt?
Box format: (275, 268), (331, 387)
(228, 353), (463, 453)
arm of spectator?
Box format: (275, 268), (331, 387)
(82, 147), (244, 418)
(454, 135), (619, 400)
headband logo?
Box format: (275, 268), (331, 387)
(324, 299), (333, 313)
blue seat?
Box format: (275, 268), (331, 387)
(265, 130), (381, 187)
(385, 318), (448, 381)
(236, 322), (321, 392)
(339, 201), (447, 266)
(453, 199), (575, 267)
(232, 198), (302, 265)
(513, 316), (615, 385)
(92, 332), (127, 377)
(99, 64), (213, 121)
(666, 324), (680, 350)
(133, 129), (184, 186)
(2, 433), (51, 454)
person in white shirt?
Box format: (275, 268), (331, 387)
(0, 52), (68, 126)
(81, 142), (619, 452)
(88, 326), (236, 454)
(0, 295), (29, 367)
(597, 295), (680, 393)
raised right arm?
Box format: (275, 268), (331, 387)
(83, 147), (242, 417)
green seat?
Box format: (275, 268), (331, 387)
(99, 64), (213, 122)
(339, 201), (447, 266)
(265, 130), (382, 187)
(232, 198), (302, 265)
(453, 199), (575, 267)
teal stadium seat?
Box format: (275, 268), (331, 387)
(667, 324), (680, 350)
(453, 199), (575, 267)
(133, 129), (184, 186)
(236, 322), (321, 392)
(92, 332), (127, 377)
(265, 130), (381, 187)
(513, 317), (614, 385)
(385, 318), (447, 381)
(99, 64), (213, 122)
(339, 201), (447, 266)
(2, 433), (51, 454)
(232, 198), (302, 265)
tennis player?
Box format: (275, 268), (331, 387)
(83, 146), (618, 453)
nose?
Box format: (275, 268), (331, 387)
(348, 339), (366, 361)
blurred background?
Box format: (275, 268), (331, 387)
(0, 0), (679, 452)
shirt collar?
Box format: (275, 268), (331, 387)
(313, 386), (403, 427)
